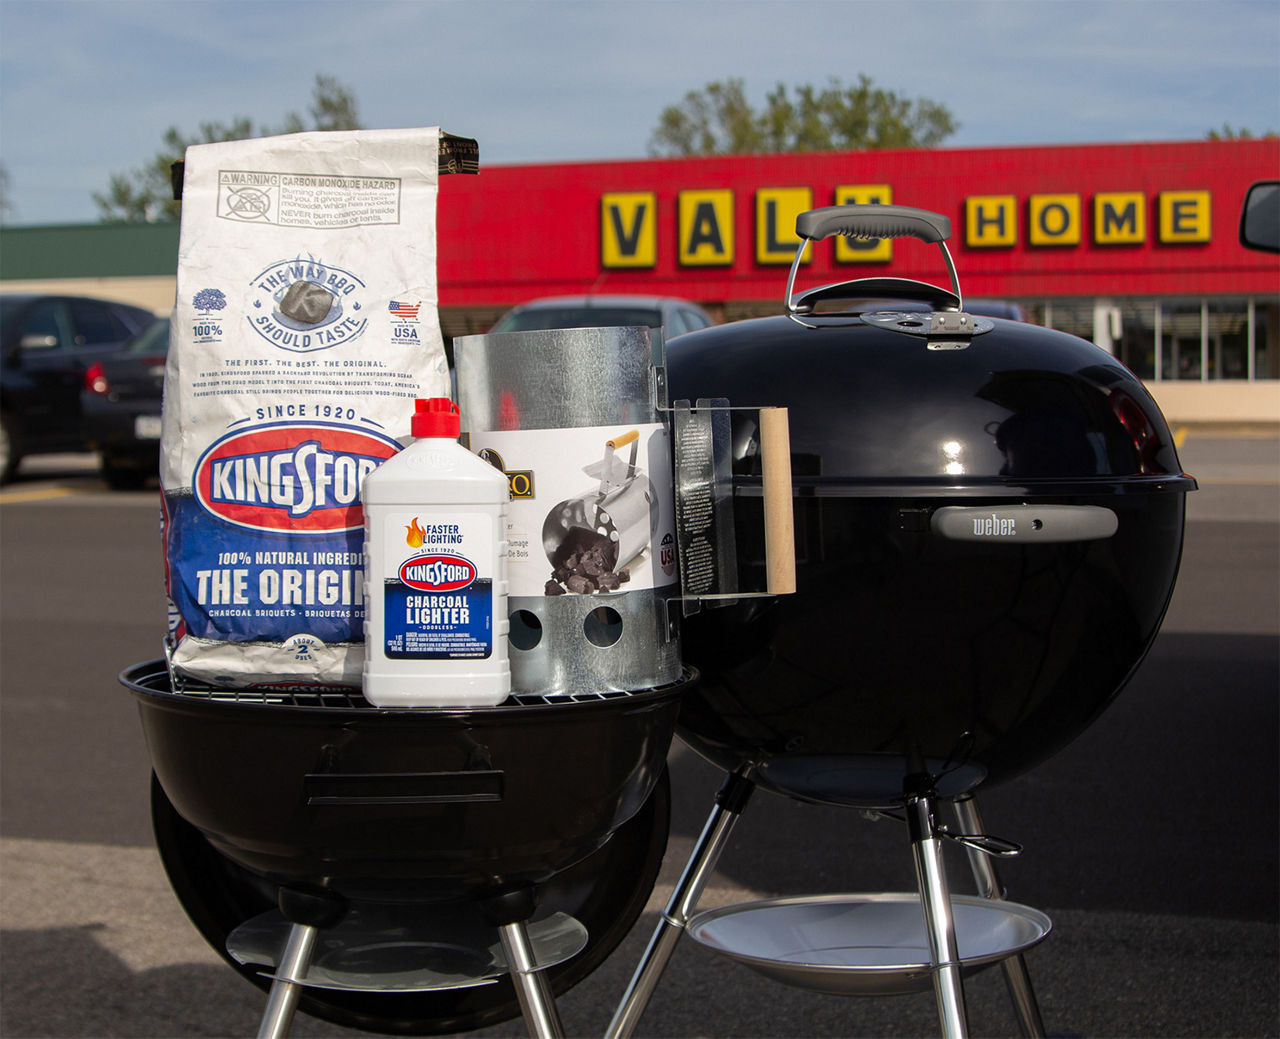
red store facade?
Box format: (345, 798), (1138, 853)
(435, 138), (1278, 392)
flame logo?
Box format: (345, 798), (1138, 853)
(405, 517), (426, 548)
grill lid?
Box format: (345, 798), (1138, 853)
(669, 204), (1194, 497)
(669, 313), (1193, 495)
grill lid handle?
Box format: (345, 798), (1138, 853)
(796, 204), (951, 244)
(787, 204), (962, 323)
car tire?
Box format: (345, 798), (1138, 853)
(0, 412), (20, 485)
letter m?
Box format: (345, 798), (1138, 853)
(1095, 192), (1146, 244)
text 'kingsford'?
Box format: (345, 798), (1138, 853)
(361, 398), (510, 707)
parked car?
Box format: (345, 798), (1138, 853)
(963, 298), (1028, 321)
(82, 317), (169, 489)
(489, 294), (716, 339)
(0, 293), (159, 483)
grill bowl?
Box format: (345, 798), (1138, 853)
(149, 767), (672, 1035)
(123, 660), (690, 898)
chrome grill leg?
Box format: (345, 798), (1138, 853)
(256, 922), (317, 1039)
(908, 793), (970, 1039)
(606, 767), (755, 1039)
(950, 794), (1046, 1038)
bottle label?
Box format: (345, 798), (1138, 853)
(380, 511), (494, 659)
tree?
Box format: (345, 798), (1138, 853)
(649, 76), (958, 157)
(94, 74), (362, 223)
(1206, 123), (1277, 140)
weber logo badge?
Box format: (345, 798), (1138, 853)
(972, 513), (1018, 537)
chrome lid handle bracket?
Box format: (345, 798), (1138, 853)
(784, 237), (815, 323)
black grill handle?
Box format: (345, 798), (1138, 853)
(787, 205), (962, 321)
(796, 204), (951, 244)
(305, 770), (504, 806)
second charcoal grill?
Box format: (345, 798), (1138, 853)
(607, 204), (1195, 1039)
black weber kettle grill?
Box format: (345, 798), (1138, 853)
(124, 319), (794, 1038)
(124, 323), (704, 1039)
(607, 205), (1195, 1038)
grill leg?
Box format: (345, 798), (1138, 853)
(950, 794), (1046, 1039)
(908, 793), (970, 1039)
(605, 767), (756, 1039)
(256, 921), (317, 1039)
(498, 920), (565, 1039)
(252, 887), (346, 1039)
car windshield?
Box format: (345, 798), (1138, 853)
(493, 306), (663, 333)
(126, 317), (169, 354)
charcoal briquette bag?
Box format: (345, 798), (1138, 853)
(162, 128), (452, 689)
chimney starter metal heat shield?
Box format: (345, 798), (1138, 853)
(454, 326), (682, 697)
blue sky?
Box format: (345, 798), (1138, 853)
(2, 0), (1278, 226)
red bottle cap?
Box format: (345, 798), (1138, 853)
(411, 398), (461, 438)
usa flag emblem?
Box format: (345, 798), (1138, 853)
(388, 300), (421, 320)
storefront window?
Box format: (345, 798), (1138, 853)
(1027, 296), (1277, 381)
(1256, 301), (1278, 379)
(1033, 299), (1157, 378)
(1209, 299), (1251, 379)
(1116, 300), (1157, 380)
(1159, 301), (1205, 380)
(1034, 301), (1093, 341)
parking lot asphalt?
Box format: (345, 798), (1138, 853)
(1, 429), (1276, 1038)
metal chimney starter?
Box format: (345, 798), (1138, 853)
(454, 326), (681, 697)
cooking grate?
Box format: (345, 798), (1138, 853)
(170, 684), (371, 708)
(136, 658), (654, 710)
(511, 689), (638, 706)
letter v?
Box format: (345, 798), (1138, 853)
(610, 203), (646, 256)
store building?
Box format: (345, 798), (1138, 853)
(3, 138), (1277, 423)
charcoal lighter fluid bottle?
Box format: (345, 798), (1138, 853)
(362, 398), (510, 706)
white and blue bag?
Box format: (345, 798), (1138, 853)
(162, 128), (452, 689)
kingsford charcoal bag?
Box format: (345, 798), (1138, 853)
(162, 128), (451, 689)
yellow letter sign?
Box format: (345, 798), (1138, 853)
(756, 187), (813, 265)
(1159, 191), (1211, 243)
(602, 192), (657, 268)
(1094, 192), (1146, 245)
(966, 196), (1018, 247)
(1028, 194), (1082, 246)
(679, 190), (734, 266)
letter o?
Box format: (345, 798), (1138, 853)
(1038, 202), (1071, 237)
